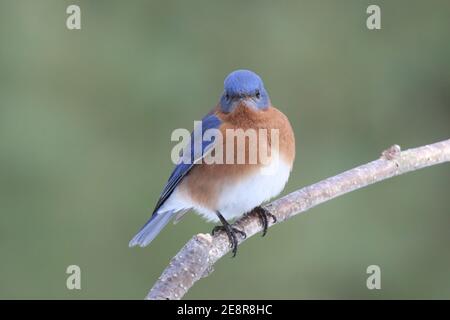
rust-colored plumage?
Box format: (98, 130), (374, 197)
(179, 103), (295, 210)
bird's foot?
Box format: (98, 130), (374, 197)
(212, 224), (246, 257)
(254, 206), (277, 237)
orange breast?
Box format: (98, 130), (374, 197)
(178, 104), (295, 210)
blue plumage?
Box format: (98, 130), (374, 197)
(219, 70), (270, 113)
(129, 114), (222, 247)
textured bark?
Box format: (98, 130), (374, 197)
(146, 139), (450, 300)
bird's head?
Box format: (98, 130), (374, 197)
(219, 69), (270, 113)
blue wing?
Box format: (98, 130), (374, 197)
(154, 114), (221, 213)
(129, 114), (221, 247)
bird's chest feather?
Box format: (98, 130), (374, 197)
(213, 155), (292, 220)
(177, 105), (295, 221)
(178, 152), (292, 222)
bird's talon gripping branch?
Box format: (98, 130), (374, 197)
(234, 227), (247, 239)
(213, 211), (246, 257)
(254, 206), (277, 237)
(211, 225), (221, 236)
(211, 225), (245, 238)
(211, 225), (246, 257)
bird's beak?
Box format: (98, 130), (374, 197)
(239, 97), (258, 110)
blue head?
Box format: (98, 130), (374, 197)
(219, 70), (270, 113)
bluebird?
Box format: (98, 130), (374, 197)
(129, 70), (295, 256)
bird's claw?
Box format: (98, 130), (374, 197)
(211, 225), (246, 257)
(254, 206), (277, 237)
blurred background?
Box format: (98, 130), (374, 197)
(0, 0), (449, 299)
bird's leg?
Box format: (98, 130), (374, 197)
(212, 211), (246, 257)
(253, 206), (277, 237)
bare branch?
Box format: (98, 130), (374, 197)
(146, 139), (450, 300)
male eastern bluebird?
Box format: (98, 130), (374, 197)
(129, 70), (295, 256)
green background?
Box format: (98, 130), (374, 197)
(0, 0), (449, 299)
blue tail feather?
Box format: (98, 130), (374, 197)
(129, 210), (177, 247)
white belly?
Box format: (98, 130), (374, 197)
(158, 157), (292, 223)
(193, 159), (292, 222)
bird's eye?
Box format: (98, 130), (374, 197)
(225, 94), (230, 100)
(255, 90), (261, 99)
